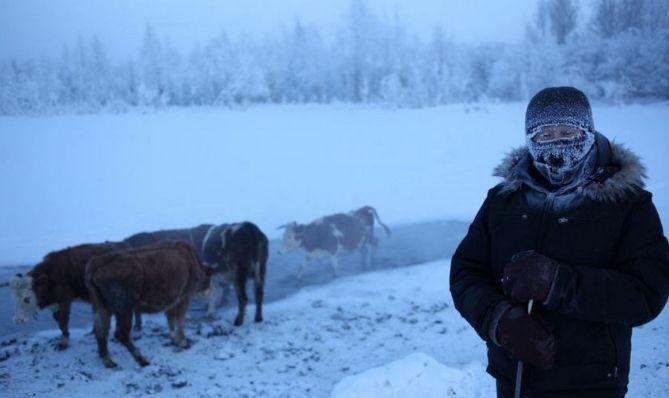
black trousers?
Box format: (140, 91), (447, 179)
(496, 379), (627, 398)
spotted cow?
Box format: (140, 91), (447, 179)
(201, 222), (269, 325)
(278, 206), (391, 278)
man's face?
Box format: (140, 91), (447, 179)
(531, 125), (583, 143)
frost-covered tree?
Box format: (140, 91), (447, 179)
(591, 0), (620, 38)
(526, 0), (551, 44)
(1, 0), (669, 114)
(138, 25), (169, 106)
(547, 0), (579, 44)
(336, 0), (380, 102)
(270, 18), (330, 103)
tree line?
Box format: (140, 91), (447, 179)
(1, 0), (668, 115)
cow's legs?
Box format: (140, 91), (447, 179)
(174, 299), (191, 348)
(166, 309), (177, 337)
(330, 255), (339, 278)
(165, 304), (184, 347)
(370, 235), (379, 265)
(116, 310), (149, 367)
(360, 245), (373, 268)
(133, 308), (142, 332)
(296, 255), (312, 279)
(232, 266), (249, 326)
(206, 273), (225, 318)
(88, 278), (118, 368)
(92, 306), (116, 368)
(165, 299), (191, 348)
(52, 300), (72, 350)
(253, 261), (266, 323)
(362, 227), (378, 267)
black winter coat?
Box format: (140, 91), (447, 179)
(450, 133), (669, 397)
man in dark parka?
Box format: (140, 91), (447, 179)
(450, 87), (669, 397)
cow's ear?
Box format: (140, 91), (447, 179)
(33, 274), (48, 287)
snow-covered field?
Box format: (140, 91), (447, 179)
(1, 260), (668, 397)
(0, 103), (667, 266)
(1, 103), (668, 397)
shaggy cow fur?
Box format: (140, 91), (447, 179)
(85, 241), (211, 368)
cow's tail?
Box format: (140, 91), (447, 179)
(257, 230), (269, 281)
(365, 206), (391, 237)
(84, 258), (108, 315)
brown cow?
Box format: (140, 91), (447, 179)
(9, 241), (131, 350)
(85, 241), (211, 368)
(123, 224), (213, 255)
(123, 224), (213, 329)
(278, 206), (391, 278)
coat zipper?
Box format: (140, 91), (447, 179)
(535, 192), (556, 253)
(522, 192), (555, 398)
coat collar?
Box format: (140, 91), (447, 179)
(493, 132), (646, 202)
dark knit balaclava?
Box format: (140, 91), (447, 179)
(525, 87), (596, 187)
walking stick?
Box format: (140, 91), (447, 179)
(514, 299), (534, 398)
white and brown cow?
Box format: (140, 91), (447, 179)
(278, 206), (391, 278)
(8, 241), (131, 350)
(85, 241), (211, 368)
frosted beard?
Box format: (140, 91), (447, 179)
(527, 129), (596, 187)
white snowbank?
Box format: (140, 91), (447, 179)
(331, 352), (491, 398)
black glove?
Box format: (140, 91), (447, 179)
(502, 250), (558, 304)
(497, 306), (556, 369)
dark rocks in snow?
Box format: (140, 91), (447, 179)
(0, 338), (17, 347)
(0, 350), (12, 362)
(310, 300), (324, 309)
(69, 370), (94, 382)
(144, 383), (163, 395)
(205, 324), (233, 338)
(171, 379), (188, 389)
(124, 381), (140, 394)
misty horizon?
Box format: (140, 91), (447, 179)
(2, 0), (541, 61)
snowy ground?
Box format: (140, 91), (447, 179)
(1, 103), (668, 397)
(0, 103), (667, 266)
(1, 259), (668, 398)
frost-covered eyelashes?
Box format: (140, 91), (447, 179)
(530, 124), (583, 143)
(526, 125), (595, 186)
(527, 126), (594, 169)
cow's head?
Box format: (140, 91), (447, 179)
(9, 272), (47, 324)
(277, 222), (301, 254)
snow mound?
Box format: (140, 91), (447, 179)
(331, 352), (490, 398)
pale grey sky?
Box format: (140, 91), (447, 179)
(1, 0), (544, 61)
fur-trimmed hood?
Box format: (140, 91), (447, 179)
(493, 133), (647, 202)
